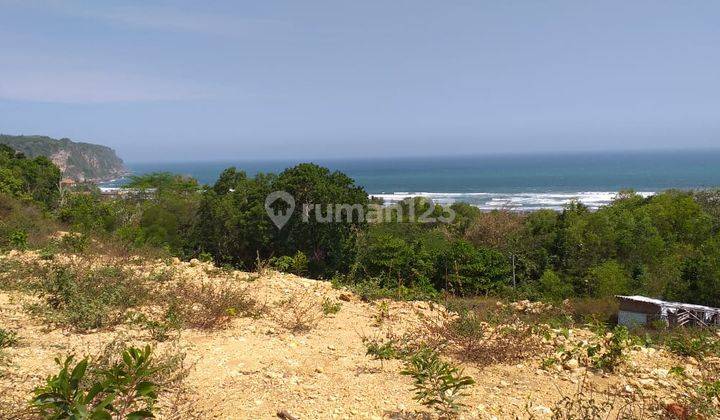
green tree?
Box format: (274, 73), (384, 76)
(585, 260), (631, 298)
(192, 168), (275, 267)
(0, 144), (61, 209)
(538, 269), (572, 301)
(272, 163), (369, 277)
(437, 240), (510, 296)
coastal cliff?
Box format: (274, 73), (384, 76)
(0, 134), (126, 182)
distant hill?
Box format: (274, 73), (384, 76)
(0, 134), (126, 182)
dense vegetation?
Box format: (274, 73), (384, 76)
(0, 134), (126, 181)
(3, 144), (720, 307)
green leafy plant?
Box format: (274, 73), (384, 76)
(321, 298), (342, 316)
(8, 230), (28, 250)
(364, 337), (404, 362)
(587, 325), (629, 372)
(374, 300), (390, 325)
(400, 347), (475, 417)
(0, 328), (18, 348)
(666, 330), (720, 360)
(668, 365), (686, 378)
(60, 233), (89, 253)
(33, 266), (146, 331)
(31, 345), (159, 419)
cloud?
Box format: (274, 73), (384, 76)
(0, 69), (209, 103)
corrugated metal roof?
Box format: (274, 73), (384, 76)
(616, 295), (720, 314)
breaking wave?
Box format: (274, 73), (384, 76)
(370, 191), (655, 211)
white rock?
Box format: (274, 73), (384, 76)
(531, 405), (552, 415)
(563, 359), (579, 370)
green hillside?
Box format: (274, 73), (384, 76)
(0, 134), (126, 182)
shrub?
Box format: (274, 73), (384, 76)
(548, 376), (653, 420)
(8, 230), (28, 250)
(273, 287), (323, 332)
(165, 280), (259, 329)
(665, 329), (720, 360)
(364, 337), (403, 361)
(427, 307), (550, 367)
(400, 347), (475, 417)
(538, 269), (573, 301)
(59, 232), (89, 253)
(552, 325), (631, 373)
(587, 325), (630, 372)
(270, 251), (309, 276)
(585, 260), (631, 298)
(31, 346), (158, 419)
(33, 265), (147, 331)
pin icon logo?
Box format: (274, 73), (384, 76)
(265, 191), (295, 229)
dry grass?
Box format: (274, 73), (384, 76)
(162, 279), (261, 330)
(273, 286), (324, 332)
(423, 308), (551, 368)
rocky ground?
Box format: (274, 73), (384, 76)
(0, 250), (715, 419)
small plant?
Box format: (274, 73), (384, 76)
(165, 280), (258, 329)
(427, 308), (550, 367)
(400, 347), (475, 417)
(363, 336), (406, 362)
(274, 287), (323, 332)
(587, 325), (629, 372)
(0, 328), (18, 348)
(322, 297), (342, 316)
(8, 230), (28, 250)
(548, 376), (648, 420)
(32, 265), (146, 331)
(31, 345), (159, 419)
(668, 365), (686, 378)
(38, 244), (57, 260)
(60, 232), (89, 253)
(374, 300), (390, 325)
(665, 329), (720, 360)
(270, 251), (309, 275)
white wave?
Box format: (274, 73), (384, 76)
(370, 191), (654, 210)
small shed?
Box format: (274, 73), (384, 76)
(616, 295), (720, 328)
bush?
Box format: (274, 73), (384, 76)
(33, 265), (148, 331)
(165, 280), (259, 330)
(665, 329), (720, 360)
(588, 325), (630, 372)
(8, 230), (28, 250)
(400, 347), (475, 417)
(436, 241), (511, 296)
(273, 287), (323, 332)
(585, 260), (631, 298)
(428, 307), (550, 367)
(538, 269), (573, 301)
(59, 232), (89, 253)
(31, 346), (158, 419)
(270, 251), (309, 276)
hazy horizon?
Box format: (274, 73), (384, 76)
(2, 1), (719, 161)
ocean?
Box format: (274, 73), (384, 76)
(108, 150), (720, 211)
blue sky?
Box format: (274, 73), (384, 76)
(1, 0), (718, 162)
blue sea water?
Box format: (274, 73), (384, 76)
(109, 150), (720, 211)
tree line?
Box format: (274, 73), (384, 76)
(3, 145), (720, 306)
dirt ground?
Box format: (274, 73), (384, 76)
(0, 251), (706, 419)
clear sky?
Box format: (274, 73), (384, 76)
(1, 1), (718, 162)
